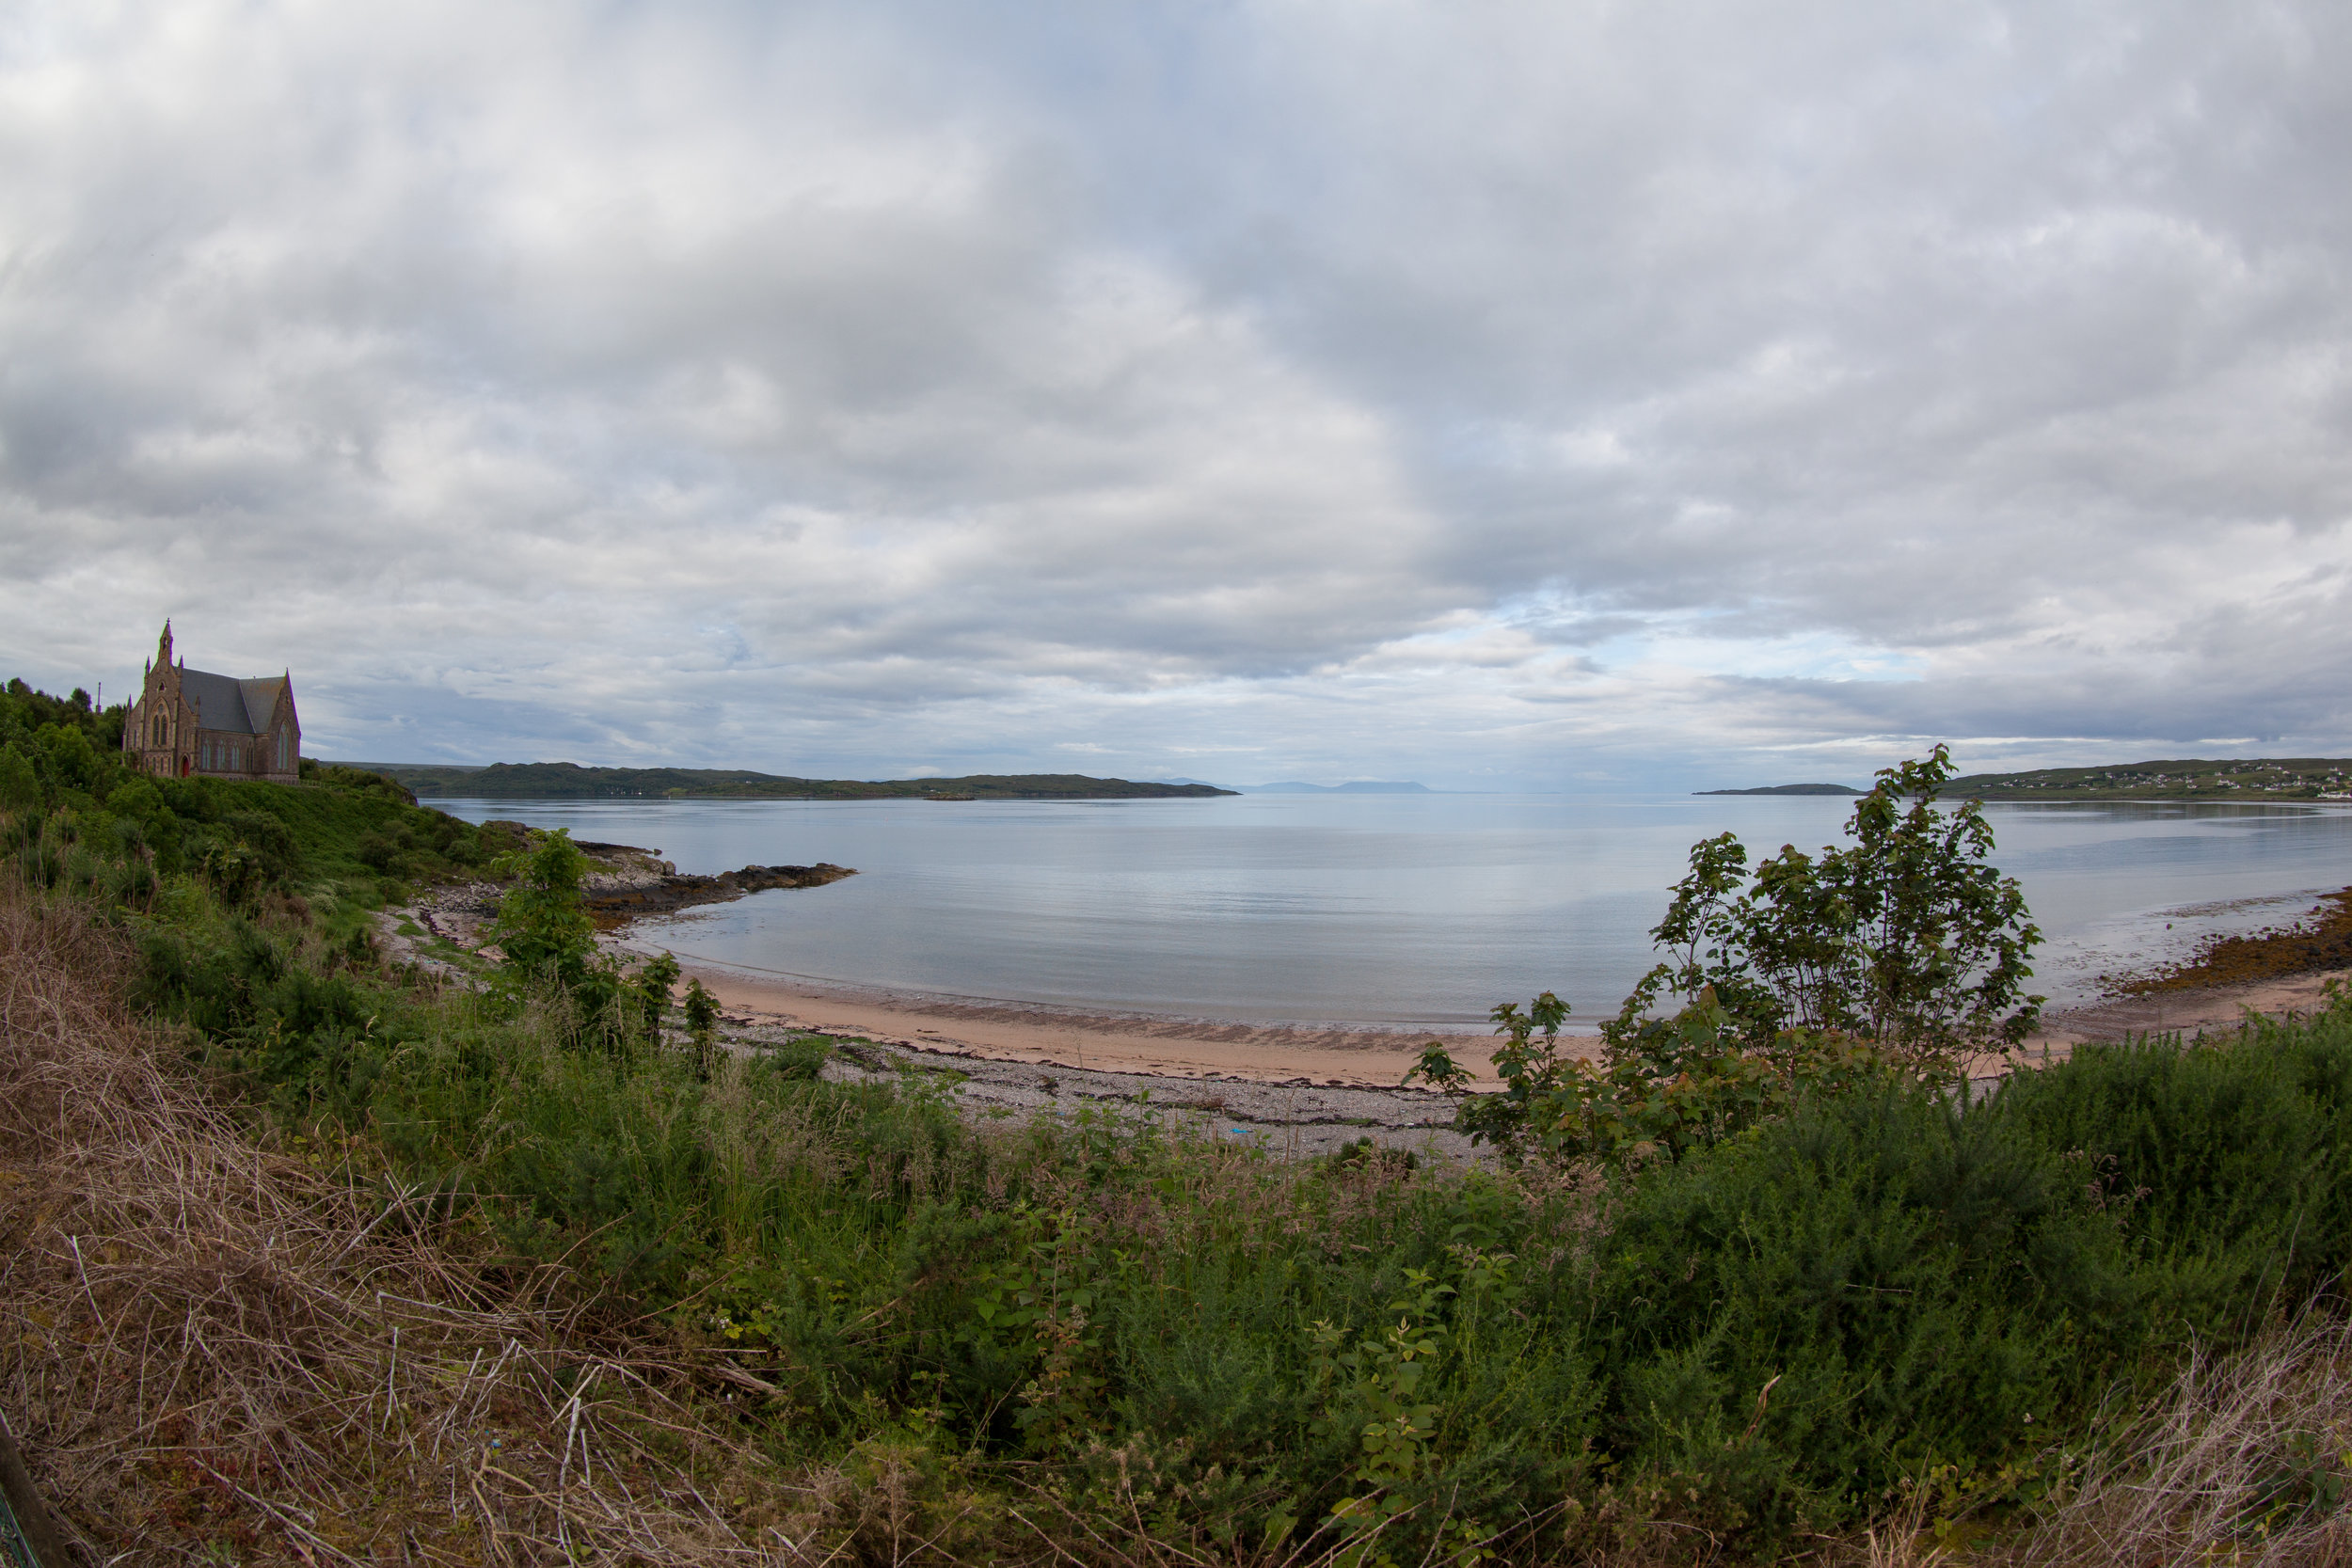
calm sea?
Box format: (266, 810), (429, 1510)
(430, 793), (2352, 1028)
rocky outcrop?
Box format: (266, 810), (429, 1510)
(585, 863), (857, 923)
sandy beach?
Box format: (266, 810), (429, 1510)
(680, 963), (1528, 1086)
(394, 868), (2348, 1093)
(2026, 966), (2351, 1053)
(678, 955), (2352, 1087)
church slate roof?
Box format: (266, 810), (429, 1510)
(239, 676), (289, 730)
(178, 669), (284, 735)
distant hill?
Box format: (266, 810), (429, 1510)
(333, 761), (1237, 800)
(1243, 781), (1434, 794)
(1941, 758), (2352, 802)
(1695, 783), (1865, 797)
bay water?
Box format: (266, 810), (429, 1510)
(432, 794), (2352, 1029)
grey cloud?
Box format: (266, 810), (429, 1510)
(4, 1), (2351, 784)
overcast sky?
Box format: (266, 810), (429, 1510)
(4, 2), (2348, 789)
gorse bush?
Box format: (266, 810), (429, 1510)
(1584, 1084), (2141, 1536)
(1984, 1008), (2352, 1333)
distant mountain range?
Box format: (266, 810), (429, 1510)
(1238, 780), (1434, 794)
(334, 761), (1237, 800)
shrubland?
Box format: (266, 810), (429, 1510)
(1, 679), (496, 915)
(5, 693), (2352, 1564)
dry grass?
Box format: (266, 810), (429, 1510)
(1979, 1313), (2352, 1568)
(0, 882), (786, 1564)
(1792, 1319), (2352, 1568)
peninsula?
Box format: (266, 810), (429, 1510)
(1941, 757), (2352, 801)
(338, 761), (1238, 800)
(1698, 759), (2352, 802)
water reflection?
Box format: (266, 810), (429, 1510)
(431, 794), (2352, 1026)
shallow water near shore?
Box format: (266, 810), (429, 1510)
(432, 793), (2352, 1027)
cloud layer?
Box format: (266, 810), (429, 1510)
(5, 0), (2349, 787)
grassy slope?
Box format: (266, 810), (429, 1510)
(19, 829), (2352, 1556)
(3, 677), (501, 908)
(347, 760), (1238, 800)
(12, 869), (2352, 1565)
(1945, 756), (2352, 801)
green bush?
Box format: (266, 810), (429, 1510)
(1985, 1003), (2352, 1334)
(1581, 1082), (2136, 1538)
(1437, 989), (1894, 1167)
(0, 741), (36, 814)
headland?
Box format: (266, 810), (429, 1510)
(340, 760), (1238, 800)
(1944, 756), (2352, 801)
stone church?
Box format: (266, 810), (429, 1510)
(122, 622), (302, 784)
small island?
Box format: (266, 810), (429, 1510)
(339, 761), (1239, 800)
(1695, 783), (1865, 796)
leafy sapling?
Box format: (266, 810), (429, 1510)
(683, 974), (720, 1081)
(1614, 744), (2042, 1069)
(636, 951), (681, 1042)
(1438, 749), (2042, 1165)
(1401, 1039), (1474, 1094)
(485, 829), (598, 988)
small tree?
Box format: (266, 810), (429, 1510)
(1409, 748), (2043, 1165)
(636, 952), (682, 1042)
(1616, 745), (2042, 1067)
(682, 975), (720, 1081)
(486, 829), (598, 989)
(485, 829), (631, 1049)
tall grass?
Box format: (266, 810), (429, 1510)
(0, 879), (772, 1562)
(1990, 1310), (2352, 1566)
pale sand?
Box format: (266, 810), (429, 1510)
(679, 965), (1537, 1087)
(2026, 967), (2351, 1053)
(681, 958), (2351, 1089)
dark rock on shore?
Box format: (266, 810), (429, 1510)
(2113, 886), (2352, 995)
(586, 863), (857, 922)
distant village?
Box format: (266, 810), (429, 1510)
(1957, 760), (2352, 801)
